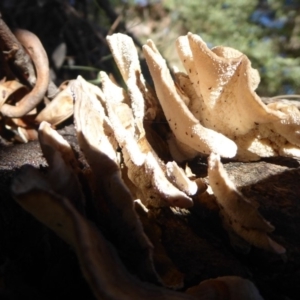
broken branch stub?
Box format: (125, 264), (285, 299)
(0, 18), (36, 86)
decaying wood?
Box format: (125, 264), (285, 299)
(1, 130), (300, 299)
(1, 25), (300, 300)
(11, 166), (195, 300)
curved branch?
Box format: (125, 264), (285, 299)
(1, 29), (50, 118)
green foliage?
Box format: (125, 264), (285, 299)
(164, 0), (300, 96)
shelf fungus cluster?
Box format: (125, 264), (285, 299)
(11, 77), (266, 300)
(143, 33), (300, 162)
(10, 32), (294, 299)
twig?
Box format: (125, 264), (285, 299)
(1, 29), (50, 118)
(0, 15), (36, 86)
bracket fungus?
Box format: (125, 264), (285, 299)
(208, 153), (285, 254)
(142, 32), (300, 161)
(143, 40), (238, 159)
(100, 32), (286, 253)
(36, 33), (290, 254)
(7, 30), (298, 299)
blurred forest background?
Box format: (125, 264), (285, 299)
(1, 0), (300, 96)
